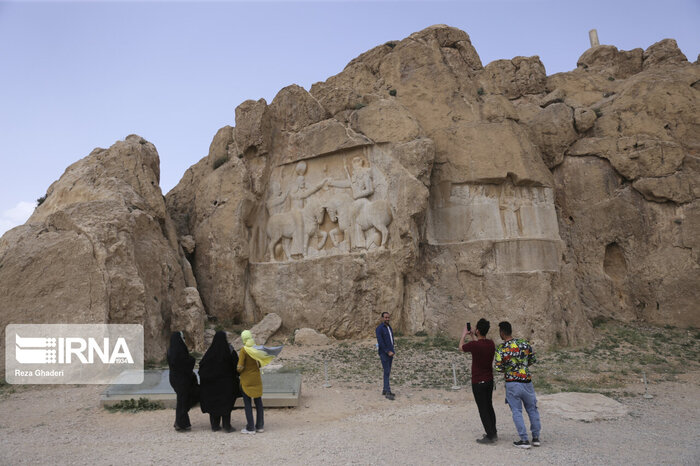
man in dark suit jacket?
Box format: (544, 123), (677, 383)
(376, 312), (395, 400)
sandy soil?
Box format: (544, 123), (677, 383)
(1, 345), (699, 465)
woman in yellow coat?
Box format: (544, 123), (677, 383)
(237, 330), (274, 434)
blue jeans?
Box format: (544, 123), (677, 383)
(242, 393), (264, 431)
(505, 382), (541, 441)
(379, 352), (393, 393)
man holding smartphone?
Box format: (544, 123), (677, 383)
(459, 318), (497, 444)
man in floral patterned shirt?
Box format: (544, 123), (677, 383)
(495, 321), (541, 449)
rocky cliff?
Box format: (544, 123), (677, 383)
(1, 25), (698, 363)
(0, 136), (206, 367)
(166, 24), (699, 347)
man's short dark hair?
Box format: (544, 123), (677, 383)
(476, 318), (490, 336)
(381, 312), (390, 318)
(498, 321), (512, 336)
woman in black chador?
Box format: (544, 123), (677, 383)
(167, 331), (197, 432)
(199, 331), (240, 432)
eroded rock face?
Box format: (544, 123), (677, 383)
(548, 38), (699, 328)
(166, 26), (699, 344)
(165, 25), (600, 347)
(0, 136), (202, 370)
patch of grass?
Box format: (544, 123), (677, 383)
(105, 397), (164, 413)
(477, 87), (485, 96)
(533, 321), (700, 394)
(534, 377), (556, 394)
(278, 322), (699, 394)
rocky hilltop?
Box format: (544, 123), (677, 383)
(1, 25), (698, 364)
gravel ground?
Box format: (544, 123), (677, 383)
(1, 364), (698, 465)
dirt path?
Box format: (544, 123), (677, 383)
(1, 372), (699, 465)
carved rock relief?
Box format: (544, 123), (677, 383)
(259, 149), (394, 262)
(426, 181), (562, 272)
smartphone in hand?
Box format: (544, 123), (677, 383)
(467, 322), (471, 332)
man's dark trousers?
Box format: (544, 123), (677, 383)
(472, 380), (497, 439)
(379, 351), (393, 393)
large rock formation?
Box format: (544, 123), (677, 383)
(549, 40), (700, 327)
(2, 26), (698, 362)
(0, 135), (205, 370)
(166, 26), (698, 343)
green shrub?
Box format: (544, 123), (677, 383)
(389, 89), (397, 97)
(477, 87), (485, 96)
(36, 195), (47, 206)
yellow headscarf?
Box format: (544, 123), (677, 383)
(240, 330), (274, 367)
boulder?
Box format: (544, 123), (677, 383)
(539, 392), (629, 422)
(269, 84), (329, 132)
(234, 98), (271, 158)
(539, 88), (566, 107)
(294, 328), (331, 346)
(573, 107), (597, 133)
(643, 39), (688, 69)
(477, 56), (547, 99)
(180, 235), (196, 255)
(576, 45), (643, 78)
(172, 287), (207, 352)
(231, 313), (283, 350)
(526, 102), (578, 168)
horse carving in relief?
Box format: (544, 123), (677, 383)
(326, 197), (392, 250)
(266, 199), (326, 261)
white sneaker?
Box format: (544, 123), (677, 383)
(241, 428), (256, 435)
(256, 428), (264, 433)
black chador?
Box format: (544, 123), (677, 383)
(167, 331), (198, 432)
(199, 331), (241, 432)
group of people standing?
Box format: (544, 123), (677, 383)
(376, 313), (542, 449)
(166, 330), (271, 434)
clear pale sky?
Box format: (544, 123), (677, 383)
(1, 0), (698, 235)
